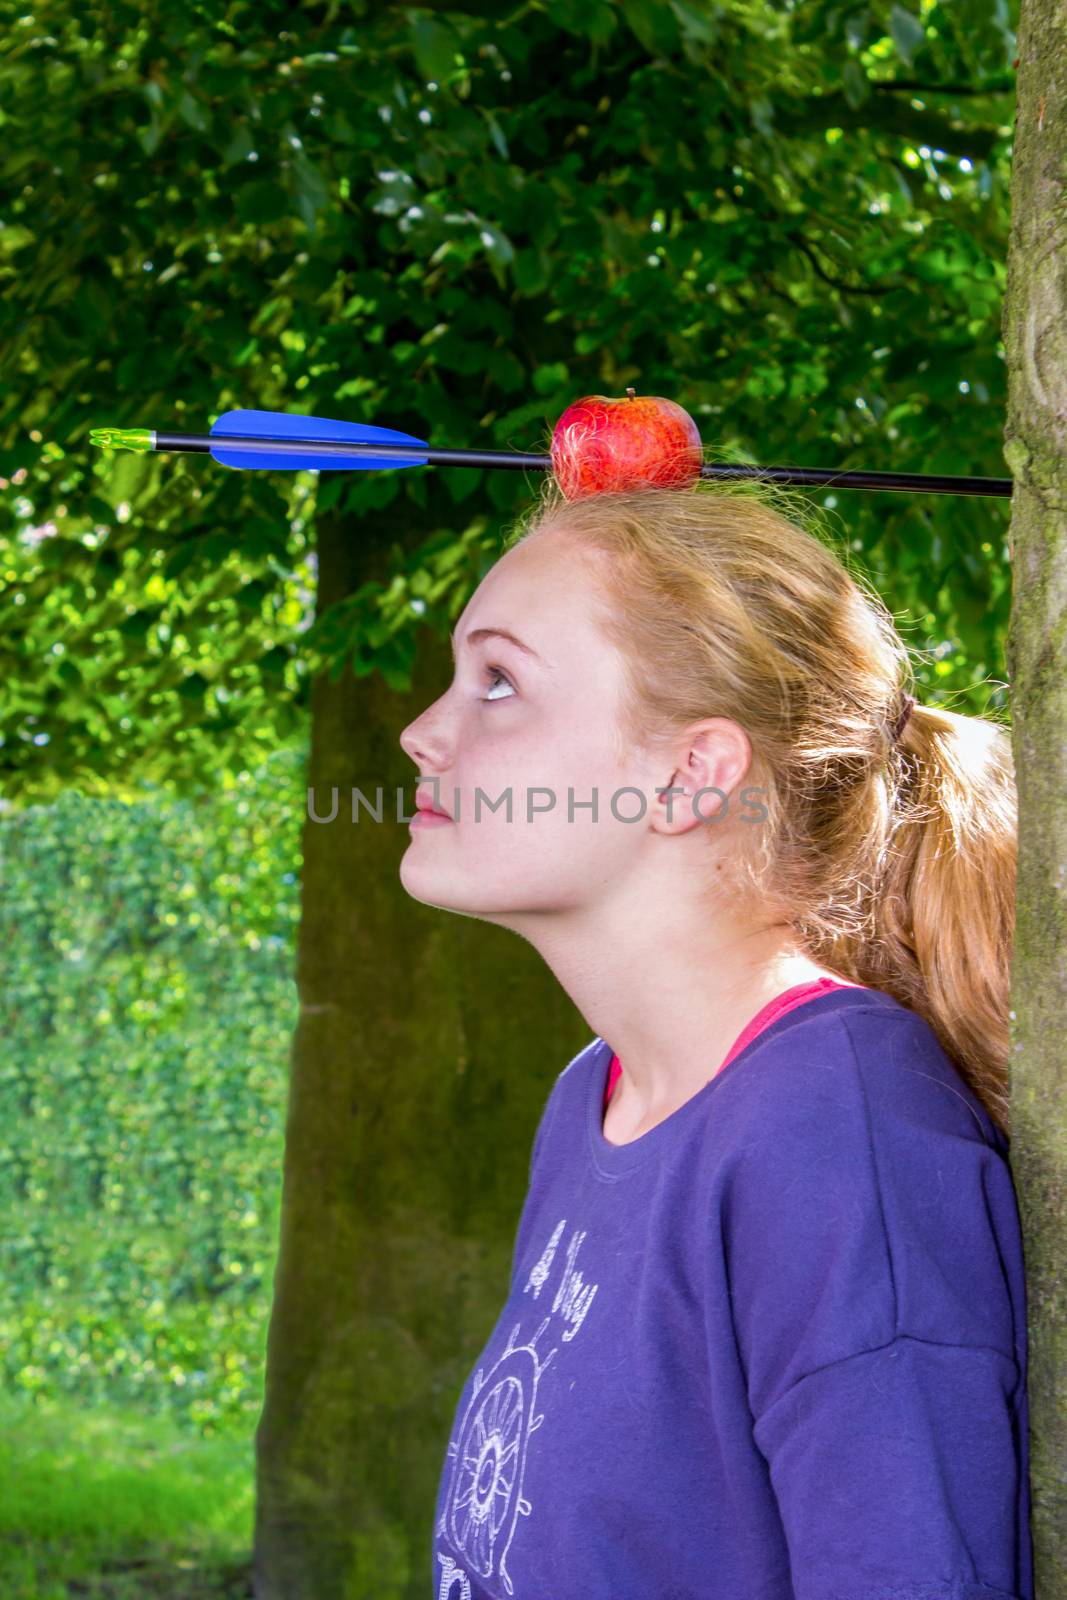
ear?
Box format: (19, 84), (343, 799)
(648, 718), (752, 837)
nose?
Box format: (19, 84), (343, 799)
(399, 709), (444, 773)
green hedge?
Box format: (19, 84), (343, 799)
(0, 744), (307, 1438)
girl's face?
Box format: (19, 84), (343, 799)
(398, 529), (659, 931)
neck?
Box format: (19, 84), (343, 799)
(524, 911), (845, 1125)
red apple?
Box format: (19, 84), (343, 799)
(550, 387), (703, 501)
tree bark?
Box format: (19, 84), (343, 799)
(252, 505), (589, 1598)
(1001, 1), (1067, 1591)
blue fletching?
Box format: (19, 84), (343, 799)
(209, 409), (430, 472)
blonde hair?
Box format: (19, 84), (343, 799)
(503, 478), (1017, 1139)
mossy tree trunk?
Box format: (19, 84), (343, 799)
(251, 506), (589, 1598)
(1001, 1), (1067, 1590)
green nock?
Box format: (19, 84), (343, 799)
(90, 427), (153, 453)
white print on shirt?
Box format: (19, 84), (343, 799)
(548, 1226), (598, 1342)
(437, 1217), (599, 1597)
(523, 1218), (599, 1340)
(523, 1217), (564, 1300)
(435, 1552), (471, 1599)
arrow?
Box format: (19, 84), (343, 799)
(89, 408), (1013, 497)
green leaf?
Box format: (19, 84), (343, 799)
(333, 377), (375, 401)
(532, 362), (569, 396)
(411, 16), (459, 84)
(484, 346), (525, 393)
(845, 9), (873, 50)
(315, 475), (345, 513)
(546, 0), (617, 40)
(176, 88), (209, 132)
(443, 467), (483, 504)
(328, 110), (357, 145)
(669, 0), (719, 45)
(106, 449), (154, 507)
(432, 331), (493, 375)
(842, 60), (870, 109)
(415, 148), (447, 186)
(290, 157), (330, 232)
(511, 246), (550, 294)
(585, 3), (620, 44)
(0, 224), (35, 255)
(750, 96), (775, 137)
(222, 124), (255, 167)
(138, 118), (163, 157)
(889, 4), (925, 66)
(481, 109), (509, 162)
(474, 220), (514, 282)
(619, 0), (680, 53)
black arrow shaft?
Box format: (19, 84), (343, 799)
(149, 432), (1013, 497)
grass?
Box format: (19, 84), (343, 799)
(0, 1386), (255, 1598)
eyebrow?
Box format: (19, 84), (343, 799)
(450, 625), (544, 664)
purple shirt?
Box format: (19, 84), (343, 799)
(431, 984), (1032, 1599)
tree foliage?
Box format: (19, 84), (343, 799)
(1, 0), (1018, 801)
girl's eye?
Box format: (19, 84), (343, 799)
(483, 665), (516, 702)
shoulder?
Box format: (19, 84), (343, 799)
(716, 997), (1023, 1392)
(718, 994), (999, 1154)
(527, 1034), (602, 1170)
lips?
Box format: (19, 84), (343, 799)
(415, 789), (451, 818)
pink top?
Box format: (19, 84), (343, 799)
(603, 977), (867, 1113)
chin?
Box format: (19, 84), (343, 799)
(399, 852), (466, 911)
(398, 857), (524, 925)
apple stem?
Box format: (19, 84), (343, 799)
(626, 387), (636, 399)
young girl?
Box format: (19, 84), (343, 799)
(398, 480), (1030, 1600)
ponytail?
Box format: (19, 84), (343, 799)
(811, 703), (1017, 1139)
